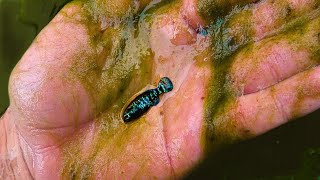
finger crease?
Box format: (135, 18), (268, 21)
(272, 92), (288, 123)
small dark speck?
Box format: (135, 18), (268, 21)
(196, 26), (208, 36)
(69, 168), (76, 180)
(201, 97), (205, 100)
(160, 111), (164, 115)
(285, 6), (292, 16)
(243, 129), (251, 135)
(209, 135), (215, 142)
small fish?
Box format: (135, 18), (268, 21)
(122, 77), (173, 123)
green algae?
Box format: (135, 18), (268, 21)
(3, 0), (320, 179)
(205, 4), (255, 62)
(60, 0), (320, 177)
(61, 114), (155, 178)
(61, 0), (174, 178)
(68, 6), (155, 113)
(142, 0), (179, 16)
(203, 5), (320, 151)
(198, 0), (220, 20)
(198, 5), (258, 150)
(224, 5), (254, 48)
(197, 0), (254, 23)
(62, 133), (92, 179)
(84, 0), (138, 28)
(204, 43), (255, 151)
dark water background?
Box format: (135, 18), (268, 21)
(1, 0), (319, 179)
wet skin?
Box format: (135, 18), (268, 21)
(0, 0), (320, 179)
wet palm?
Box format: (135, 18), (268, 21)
(1, 0), (320, 179)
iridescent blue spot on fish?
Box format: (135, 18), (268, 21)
(122, 77), (173, 123)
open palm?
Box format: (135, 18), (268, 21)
(2, 0), (319, 179)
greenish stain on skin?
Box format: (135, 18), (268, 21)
(84, 0), (138, 28)
(224, 5), (254, 48)
(197, 0), (255, 23)
(268, 86), (280, 126)
(204, 43), (255, 151)
(272, 18), (320, 121)
(203, 7), (319, 151)
(291, 66), (320, 121)
(277, 15), (320, 65)
(205, 4), (255, 62)
(197, 6), (258, 151)
(142, 0), (179, 16)
(69, 10), (154, 113)
(62, 135), (92, 179)
(62, 0), (177, 178)
(61, 0), (319, 177)
(197, 0), (219, 20)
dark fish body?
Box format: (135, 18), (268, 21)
(122, 77), (173, 123)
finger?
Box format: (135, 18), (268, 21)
(225, 65), (320, 140)
(181, 0), (257, 29)
(252, 0), (320, 40)
(225, 0), (320, 44)
(230, 16), (320, 95)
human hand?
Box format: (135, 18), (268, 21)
(1, 0), (319, 178)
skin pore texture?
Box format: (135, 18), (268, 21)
(0, 0), (319, 179)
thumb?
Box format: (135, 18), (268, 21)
(9, 2), (95, 148)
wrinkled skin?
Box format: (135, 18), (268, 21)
(1, 0), (320, 179)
